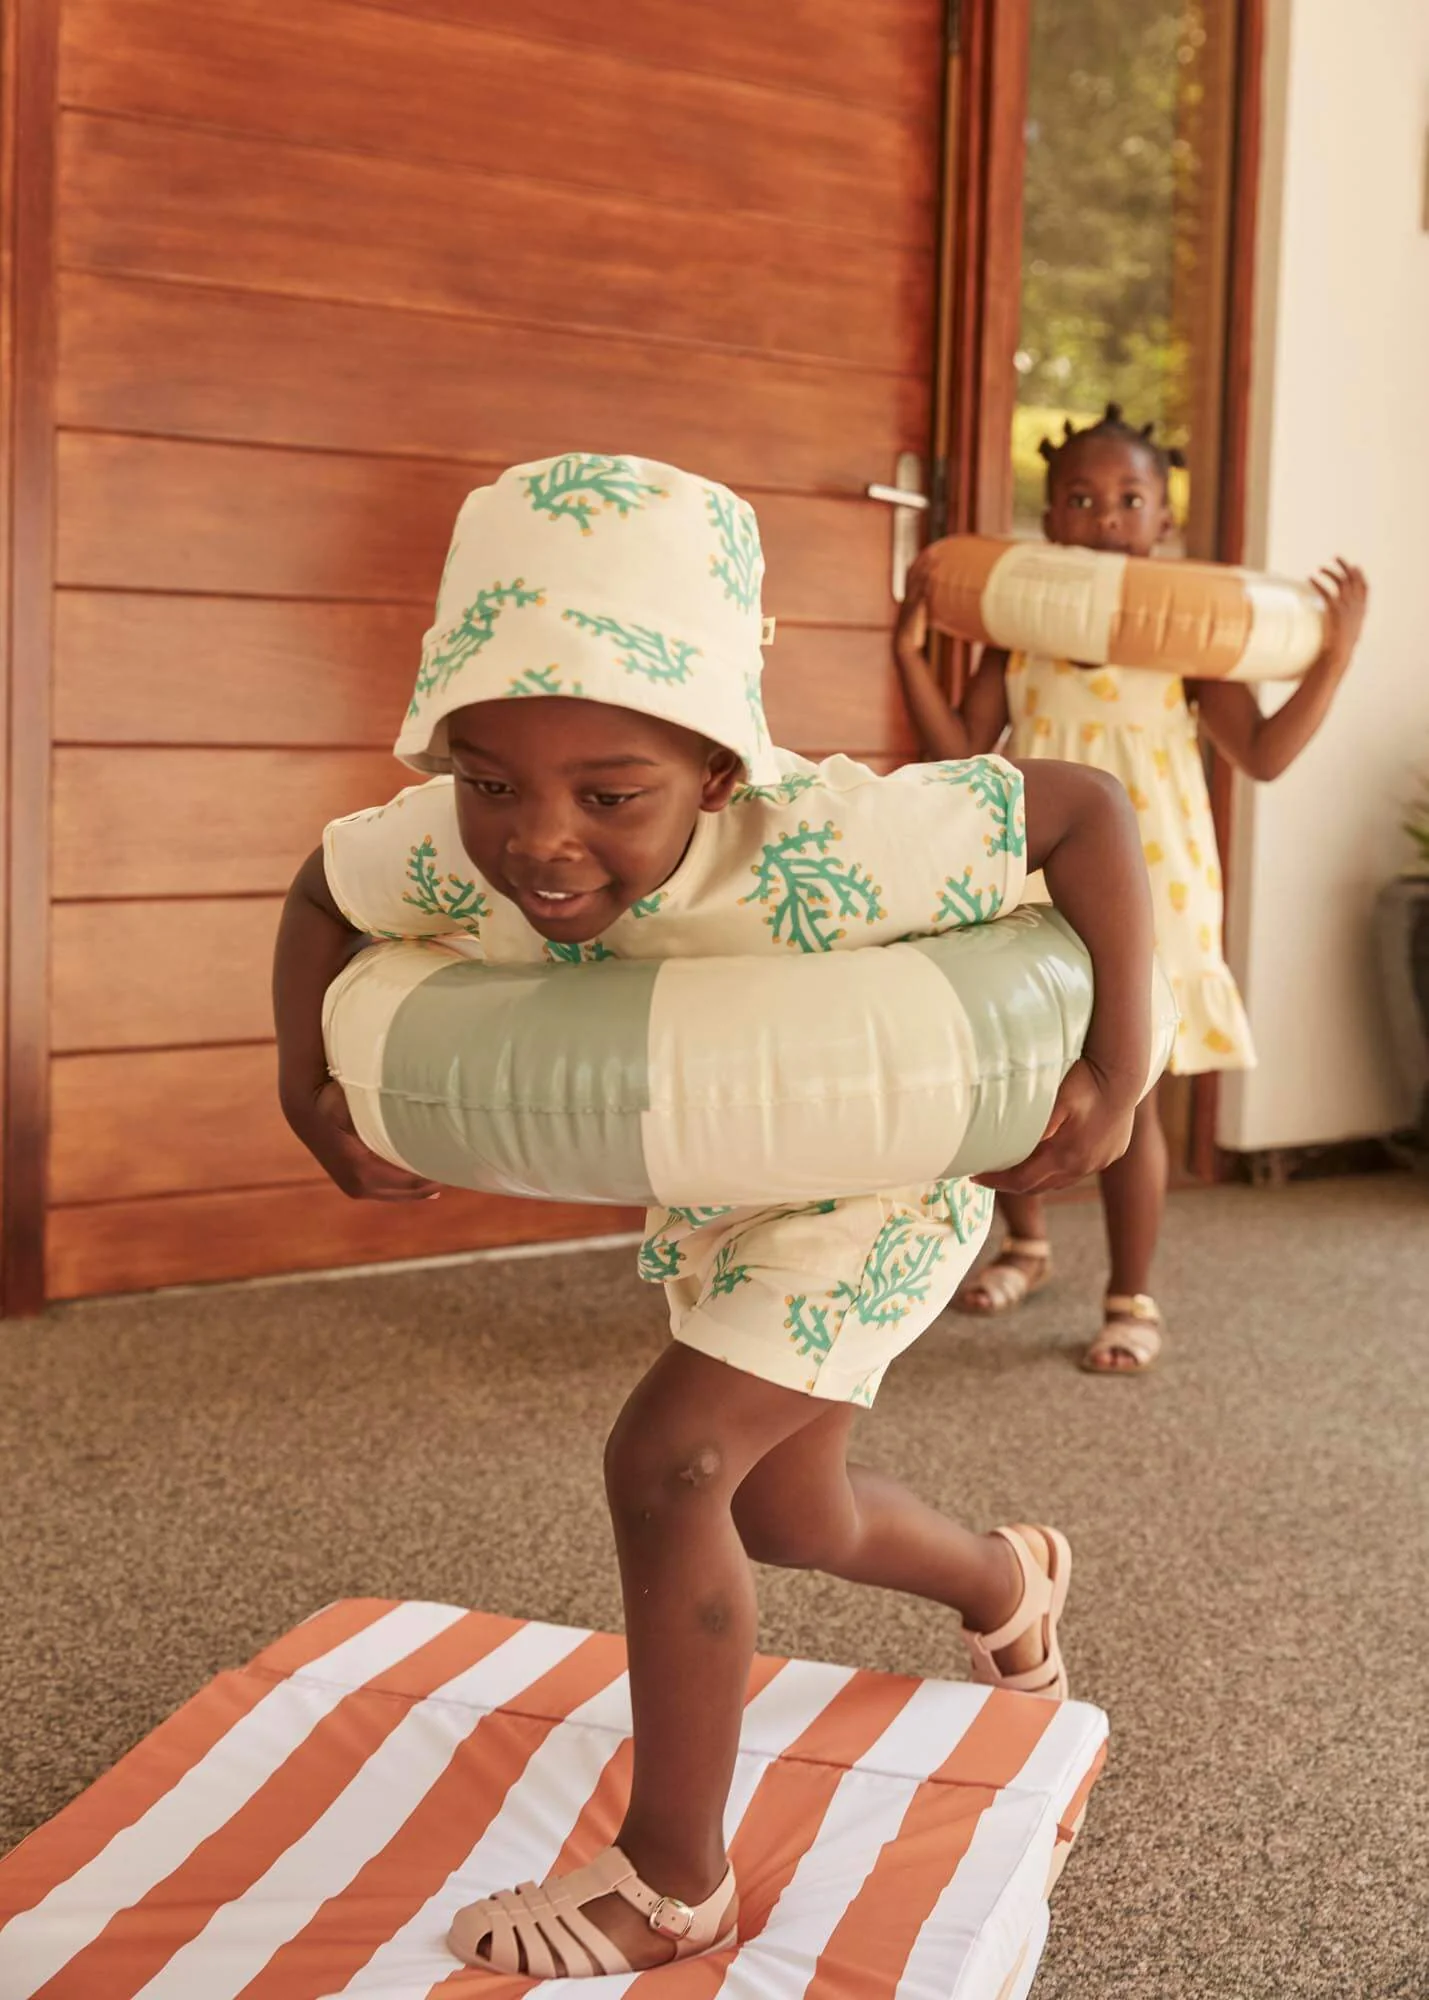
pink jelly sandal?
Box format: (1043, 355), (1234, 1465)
(962, 1524), (1072, 1701)
(447, 1845), (738, 1976)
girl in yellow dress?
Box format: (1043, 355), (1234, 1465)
(894, 405), (1367, 1372)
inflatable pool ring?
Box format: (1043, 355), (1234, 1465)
(323, 908), (1178, 1207)
(918, 534), (1325, 682)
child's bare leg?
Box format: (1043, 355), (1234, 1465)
(587, 1347), (828, 1966)
(953, 1191), (1049, 1314)
(732, 1404), (1050, 1676)
(1089, 1086), (1168, 1370)
(565, 1350), (1041, 1972)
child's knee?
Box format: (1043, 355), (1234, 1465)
(603, 1414), (730, 1532)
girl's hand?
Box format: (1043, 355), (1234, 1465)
(287, 1078), (442, 1202)
(975, 1059), (1138, 1195)
(893, 564), (930, 669)
(1310, 558), (1368, 672)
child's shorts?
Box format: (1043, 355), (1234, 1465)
(638, 1179), (996, 1406)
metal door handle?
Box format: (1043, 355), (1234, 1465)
(866, 452), (927, 601)
(865, 484), (929, 510)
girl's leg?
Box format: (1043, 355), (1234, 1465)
(1088, 1085), (1169, 1370)
(953, 1191), (1050, 1314)
(1099, 1084), (1167, 1297)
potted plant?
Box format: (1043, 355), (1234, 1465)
(1376, 773), (1429, 1160)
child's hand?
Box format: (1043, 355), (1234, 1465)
(1311, 558), (1368, 672)
(289, 1078), (442, 1202)
(893, 559), (930, 668)
(975, 1059), (1137, 1195)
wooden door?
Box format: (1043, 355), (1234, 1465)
(4, 0), (956, 1305)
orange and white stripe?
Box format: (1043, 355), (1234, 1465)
(0, 1601), (1108, 2000)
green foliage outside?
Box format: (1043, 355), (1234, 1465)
(1014, 1), (1218, 528)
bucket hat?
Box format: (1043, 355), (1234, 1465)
(395, 452), (780, 785)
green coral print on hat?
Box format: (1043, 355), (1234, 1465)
(704, 487), (761, 612)
(922, 757), (1027, 858)
(848, 1215), (947, 1328)
(630, 890), (667, 919)
(561, 610), (701, 684)
(524, 454), (668, 535)
(931, 865), (1003, 928)
(740, 821), (886, 952)
(409, 580), (544, 717)
(732, 771), (820, 807)
(743, 668), (771, 749)
(665, 1204), (736, 1227)
(506, 666), (585, 699)
(402, 836), (489, 934)
(543, 938), (615, 964)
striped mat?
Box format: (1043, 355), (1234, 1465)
(0, 1599), (1107, 2000)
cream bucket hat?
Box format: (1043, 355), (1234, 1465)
(395, 452), (781, 785)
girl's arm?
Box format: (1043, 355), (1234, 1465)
(273, 847), (440, 1201)
(1190, 559), (1368, 781)
(979, 761), (1155, 1194)
(893, 565), (1010, 759)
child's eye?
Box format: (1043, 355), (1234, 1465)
(459, 776), (513, 799)
(1123, 493), (1146, 510)
(586, 790), (642, 810)
(1068, 493), (1093, 509)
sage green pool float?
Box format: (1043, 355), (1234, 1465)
(323, 906), (1178, 1206)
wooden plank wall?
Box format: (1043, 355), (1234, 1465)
(43, 0), (943, 1299)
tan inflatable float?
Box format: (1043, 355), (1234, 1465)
(918, 535), (1325, 682)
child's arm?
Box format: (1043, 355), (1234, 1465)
(1190, 559), (1368, 780)
(273, 847), (440, 1201)
(893, 565), (1010, 760)
(979, 762), (1155, 1194)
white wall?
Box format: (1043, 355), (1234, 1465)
(1219, 0), (1429, 1149)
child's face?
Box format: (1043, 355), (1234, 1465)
(1044, 437), (1173, 557)
(446, 697), (742, 941)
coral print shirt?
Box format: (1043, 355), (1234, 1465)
(324, 753), (1028, 963)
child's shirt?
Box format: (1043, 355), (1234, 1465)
(324, 752), (1027, 962)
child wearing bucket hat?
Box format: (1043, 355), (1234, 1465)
(273, 452), (1156, 1976)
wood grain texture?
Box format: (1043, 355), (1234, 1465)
(55, 436), (892, 626)
(52, 746), (402, 899)
(58, 0), (933, 244)
(57, 272), (926, 492)
(49, 1043), (316, 1202)
(47, 1181), (642, 1299)
(58, 112), (931, 374)
(51, 898), (283, 1052)
(377, 0), (939, 117)
(54, 594), (911, 757)
(3, 0), (60, 1315)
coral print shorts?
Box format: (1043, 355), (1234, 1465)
(639, 1181), (996, 1407)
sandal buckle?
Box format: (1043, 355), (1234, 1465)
(648, 1895), (695, 1940)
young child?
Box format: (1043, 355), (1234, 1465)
(894, 405), (1368, 1372)
(274, 453), (1157, 1976)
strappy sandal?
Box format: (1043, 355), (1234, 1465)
(447, 1844), (738, 1976)
(962, 1524), (1072, 1701)
(1082, 1294), (1164, 1374)
(952, 1236), (1052, 1317)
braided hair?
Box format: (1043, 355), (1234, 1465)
(1038, 403), (1186, 497)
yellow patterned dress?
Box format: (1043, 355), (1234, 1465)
(1005, 652), (1254, 1075)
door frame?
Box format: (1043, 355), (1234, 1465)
(933, 0), (1267, 1184)
(1, 0), (58, 1317)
